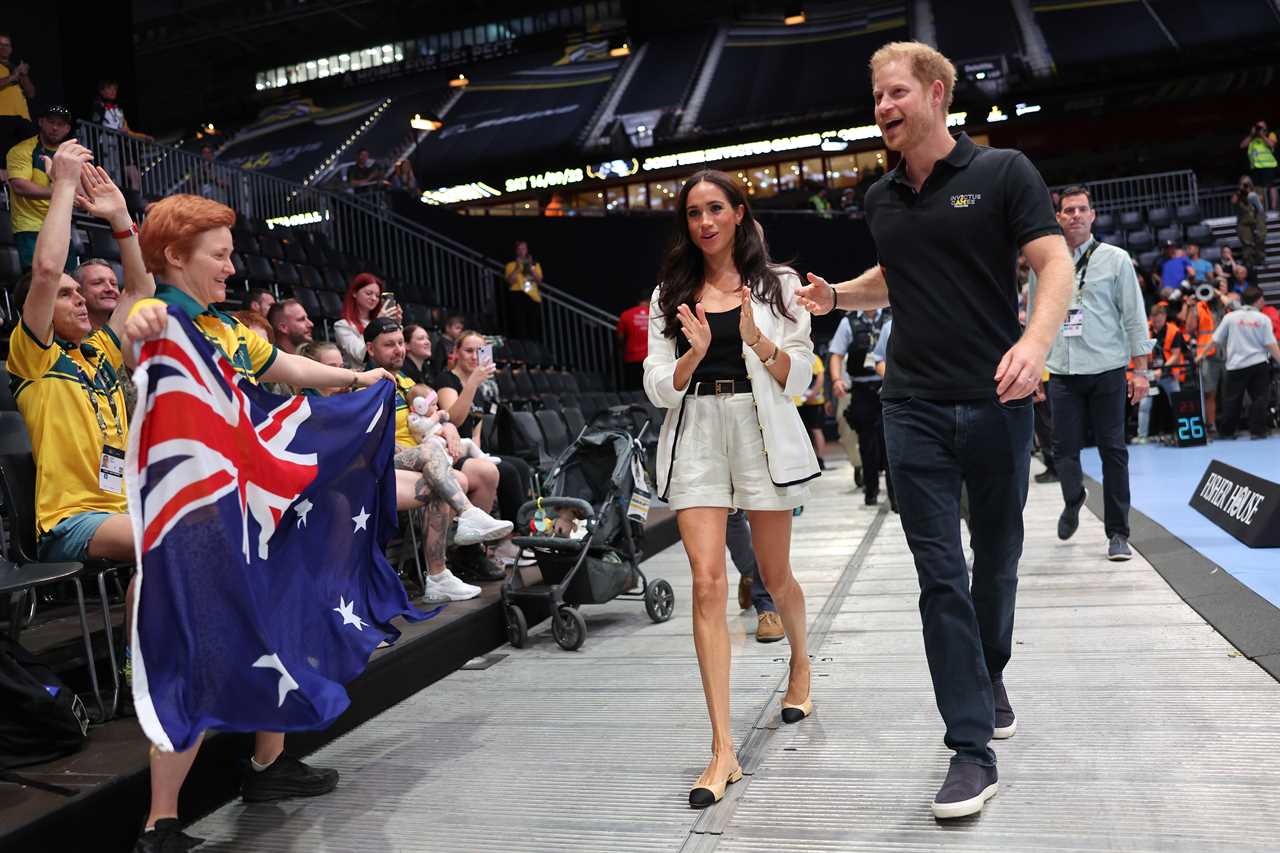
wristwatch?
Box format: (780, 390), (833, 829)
(762, 343), (780, 367)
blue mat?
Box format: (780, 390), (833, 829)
(1080, 437), (1280, 608)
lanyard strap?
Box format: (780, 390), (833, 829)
(1074, 241), (1100, 293)
(72, 351), (123, 440)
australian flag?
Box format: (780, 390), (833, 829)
(125, 309), (434, 752)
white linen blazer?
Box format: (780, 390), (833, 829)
(643, 269), (821, 499)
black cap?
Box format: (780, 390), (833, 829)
(39, 104), (72, 121)
(363, 316), (401, 343)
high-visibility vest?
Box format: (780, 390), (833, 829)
(1248, 135), (1278, 170)
(1194, 301), (1216, 359)
(1154, 321), (1187, 381)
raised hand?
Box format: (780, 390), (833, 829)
(739, 287), (761, 345)
(797, 271), (835, 315)
(47, 139), (93, 185)
(677, 302), (712, 359)
(75, 164), (130, 227)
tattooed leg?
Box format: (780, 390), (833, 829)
(423, 497), (453, 575)
(395, 444), (471, 515)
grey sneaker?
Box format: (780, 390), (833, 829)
(1057, 489), (1087, 540)
(992, 681), (1016, 739)
(931, 762), (998, 819)
(1107, 535), (1132, 561)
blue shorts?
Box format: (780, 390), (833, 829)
(38, 511), (113, 562)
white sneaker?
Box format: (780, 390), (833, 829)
(424, 569), (481, 601)
(492, 538), (536, 567)
(453, 507), (514, 545)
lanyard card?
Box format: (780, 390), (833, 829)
(1062, 307), (1085, 338)
(99, 446), (126, 494)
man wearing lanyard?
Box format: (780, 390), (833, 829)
(1028, 186), (1152, 560)
(7, 140), (152, 566)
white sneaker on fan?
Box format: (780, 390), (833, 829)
(424, 569), (481, 601)
(453, 507), (513, 545)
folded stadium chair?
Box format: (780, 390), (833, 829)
(535, 409), (571, 456)
(1146, 207), (1172, 230)
(1155, 225), (1183, 245)
(562, 406), (586, 438)
(508, 410), (547, 467)
(1100, 232), (1125, 248)
(1092, 212), (1115, 234)
(538, 392), (563, 412)
(245, 255), (276, 288)
(87, 227), (122, 262)
(562, 373), (581, 394)
(1174, 204), (1202, 226)
(1126, 230), (1154, 252)
(512, 369), (536, 400)
(317, 291), (344, 321)
(0, 412), (122, 721)
(298, 264), (325, 292)
(273, 260), (301, 289)
(496, 367), (517, 401)
(1185, 223), (1213, 245)
(322, 268), (348, 293)
(529, 369), (552, 394)
(1200, 246), (1222, 264)
(1118, 211), (1145, 231)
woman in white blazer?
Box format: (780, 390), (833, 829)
(643, 169), (821, 810)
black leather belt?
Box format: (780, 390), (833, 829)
(691, 379), (752, 396)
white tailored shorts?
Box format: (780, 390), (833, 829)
(667, 391), (807, 512)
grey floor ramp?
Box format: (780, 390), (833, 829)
(188, 458), (1280, 852)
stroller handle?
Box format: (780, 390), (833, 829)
(590, 403), (653, 432)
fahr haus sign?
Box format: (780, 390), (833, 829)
(1189, 461), (1280, 548)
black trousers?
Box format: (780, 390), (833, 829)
(1033, 394), (1055, 473)
(1219, 362), (1273, 438)
(505, 290), (543, 341)
(844, 383), (893, 501)
(1049, 368), (1130, 539)
(622, 361), (645, 391)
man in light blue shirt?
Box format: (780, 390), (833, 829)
(1027, 186), (1153, 561)
(828, 309), (892, 504)
(1185, 244), (1213, 284)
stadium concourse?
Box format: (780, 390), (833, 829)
(182, 454), (1280, 853)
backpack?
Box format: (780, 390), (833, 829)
(0, 633), (90, 773)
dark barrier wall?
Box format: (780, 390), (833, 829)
(393, 197), (878, 340)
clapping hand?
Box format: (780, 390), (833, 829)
(45, 139), (92, 185)
(74, 164), (130, 226)
(739, 287), (761, 345)
(677, 302), (711, 358)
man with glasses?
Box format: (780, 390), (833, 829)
(1027, 186), (1152, 560)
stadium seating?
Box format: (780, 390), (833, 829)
(1127, 230), (1154, 252)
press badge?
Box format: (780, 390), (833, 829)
(627, 455), (651, 522)
(1062, 308), (1084, 337)
(864, 352), (877, 369)
(100, 446), (126, 494)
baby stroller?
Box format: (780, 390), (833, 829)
(502, 406), (675, 651)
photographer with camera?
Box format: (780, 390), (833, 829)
(1241, 120), (1277, 210)
(1028, 186), (1151, 560)
(1213, 286), (1280, 440)
(503, 240), (544, 340)
(1234, 176), (1268, 273)
(1185, 277), (1228, 433)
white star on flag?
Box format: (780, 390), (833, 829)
(333, 596), (368, 631)
(294, 498), (313, 528)
(352, 507), (370, 532)
(252, 653), (299, 708)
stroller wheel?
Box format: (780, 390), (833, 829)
(505, 604), (528, 649)
(551, 606), (587, 651)
(644, 579), (675, 623)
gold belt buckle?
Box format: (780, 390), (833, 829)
(715, 379), (735, 397)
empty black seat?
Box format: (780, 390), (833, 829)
(1092, 212), (1115, 234)
(273, 260), (301, 288)
(322, 268), (348, 293)
(512, 369), (535, 400)
(539, 392), (563, 412)
(1099, 232), (1124, 248)
(299, 265), (325, 291)
(245, 255), (275, 286)
(281, 236), (308, 265)
(562, 373), (581, 393)
(504, 339), (527, 362)
(0, 246), (22, 288)
(1185, 223), (1212, 245)
(529, 370), (551, 394)
(86, 227), (121, 261)
(292, 286), (323, 322)
(562, 406), (586, 438)
(0, 215), (14, 247)
(1146, 207), (1172, 229)
(1126, 230), (1153, 252)
(509, 410), (546, 464)
(1200, 246), (1221, 264)
(227, 252), (248, 288)
(1137, 250), (1161, 273)
(317, 290), (343, 320)
(496, 367), (517, 401)
(1118, 211), (1144, 230)
(535, 409), (570, 456)
(257, 234), (284, 261)
(235, 233), (261, 255)
(1174, 204), (1201, 225)
(1155, 225), (1182, 245)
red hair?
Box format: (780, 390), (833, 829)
(343, 272), (383, 331)
(139, 194), (237, 274)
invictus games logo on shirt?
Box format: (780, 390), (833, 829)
(950, 193), (982, 209)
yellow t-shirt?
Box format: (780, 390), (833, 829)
(794, 356), (825, 406)
(504, 259), (543, 303)
(8, 323), (129, 538)
(5, 135), (52, 234)
(0, 63), (30, 120)
(392, 372), (415, 447)
(131, 284), (278, 382)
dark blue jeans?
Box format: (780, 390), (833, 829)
(1049, 368), (1130, 539)
(727, 509), (775, 612)
(883, 396), (1033, 766)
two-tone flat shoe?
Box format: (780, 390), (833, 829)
(781, 694), (814, 724)
(688, 763), (743, 809)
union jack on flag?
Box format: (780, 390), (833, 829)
(126, 309), (433, 752)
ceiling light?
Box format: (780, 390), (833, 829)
(450, 74), (469, 88)
(411, 114), (444, 131)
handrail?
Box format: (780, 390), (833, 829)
(1049, 169), (1199, 215)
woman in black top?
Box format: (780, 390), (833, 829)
(402, 324), (432, 384)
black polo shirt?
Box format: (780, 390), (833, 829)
(864, 133), (1061, 400)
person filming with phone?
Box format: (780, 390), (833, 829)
(334, 271), (402, 366)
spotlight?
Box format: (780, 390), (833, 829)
(411, 114), (444, 131)
(450, 74), (469, 88)
(784, 4), (805, 25)
(609, 37), (630, 58)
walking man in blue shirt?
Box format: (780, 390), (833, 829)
(1027, 185), (1153, 560)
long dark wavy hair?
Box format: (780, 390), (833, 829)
(656, 169), (793, 339)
